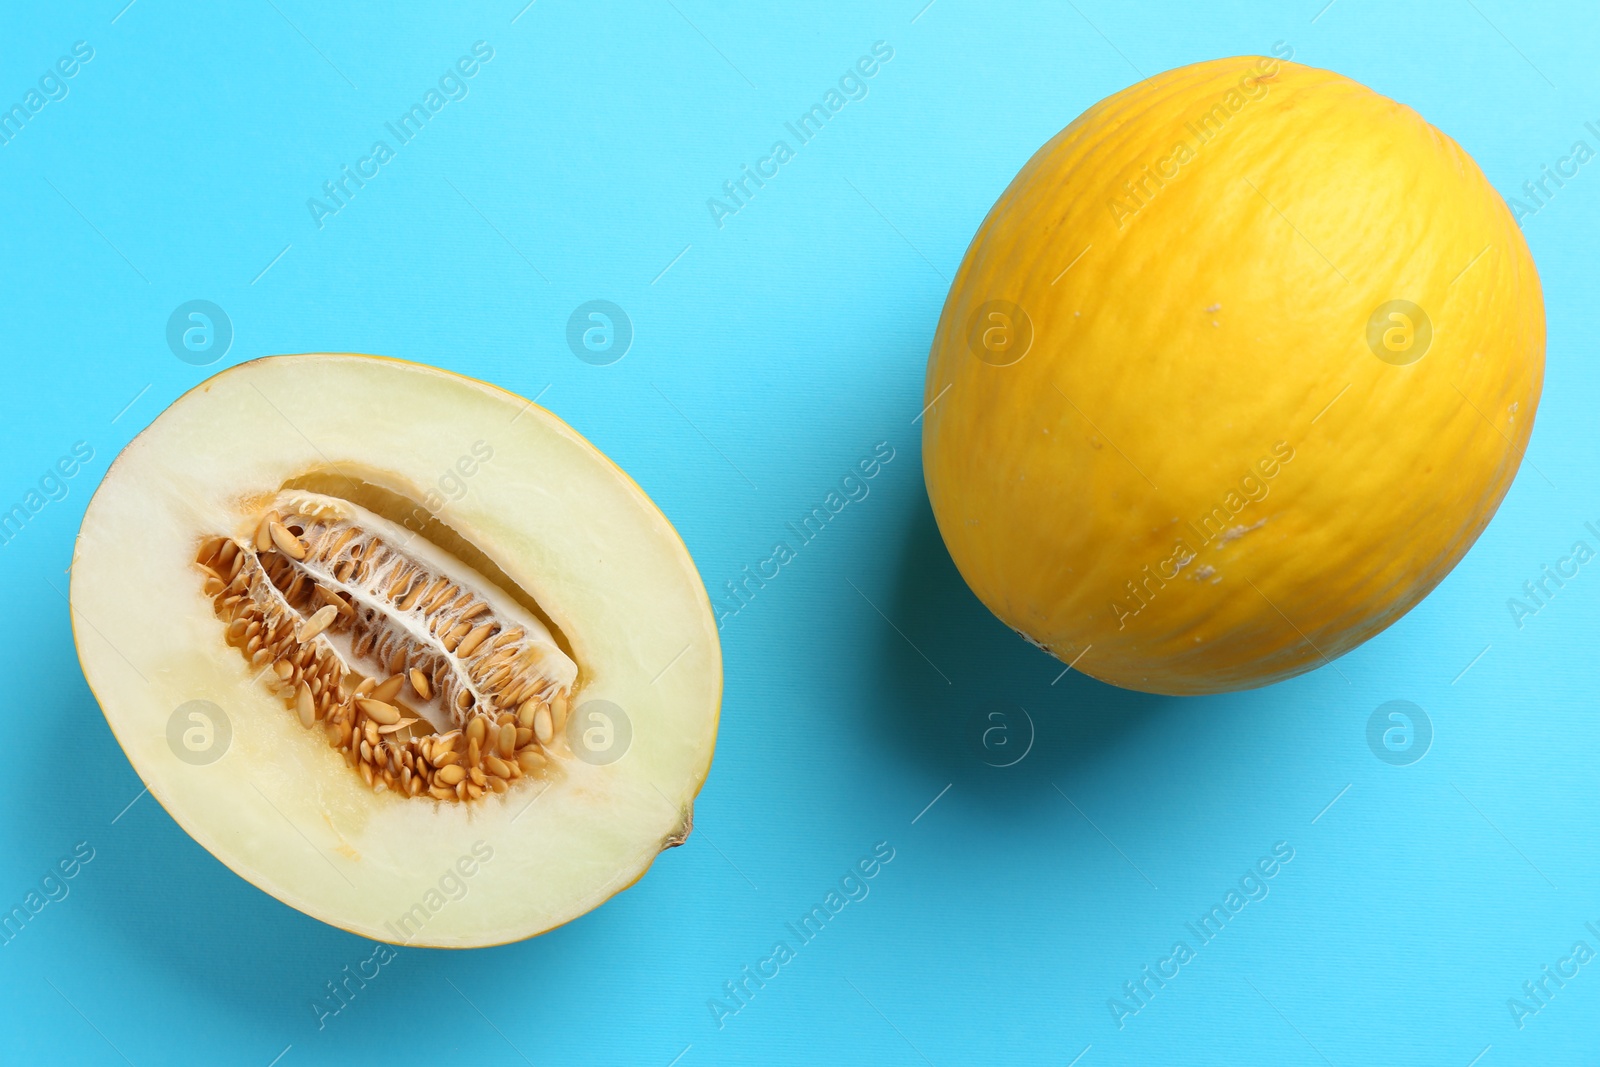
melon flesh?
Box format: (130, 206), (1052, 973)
(71, 354), (721, 947)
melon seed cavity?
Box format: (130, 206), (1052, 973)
(193, 489), (578, 802)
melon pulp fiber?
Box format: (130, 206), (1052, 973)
(71, 354), (721, 946)
(922, 57), (1544, 695)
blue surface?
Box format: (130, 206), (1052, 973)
(1, 1), (1596, 1063)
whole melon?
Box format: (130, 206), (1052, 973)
(921, 57), (1543, 695)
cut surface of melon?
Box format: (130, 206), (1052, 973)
(71, 354), (722, 947)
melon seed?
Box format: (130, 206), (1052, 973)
(193, 491), (578, 803)
(357, 698), (400, 726)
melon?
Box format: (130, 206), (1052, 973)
(71, 354), (721, 946)
(922, 57), (1544, 694)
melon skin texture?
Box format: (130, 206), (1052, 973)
(922, 57), (1544, 695)
(71, 354), (722, 946)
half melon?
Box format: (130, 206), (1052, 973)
(70, 354), (721, 947)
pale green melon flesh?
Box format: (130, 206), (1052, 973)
(71, 354), (722, 947)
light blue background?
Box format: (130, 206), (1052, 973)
(2, 1), (1596, 1063)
